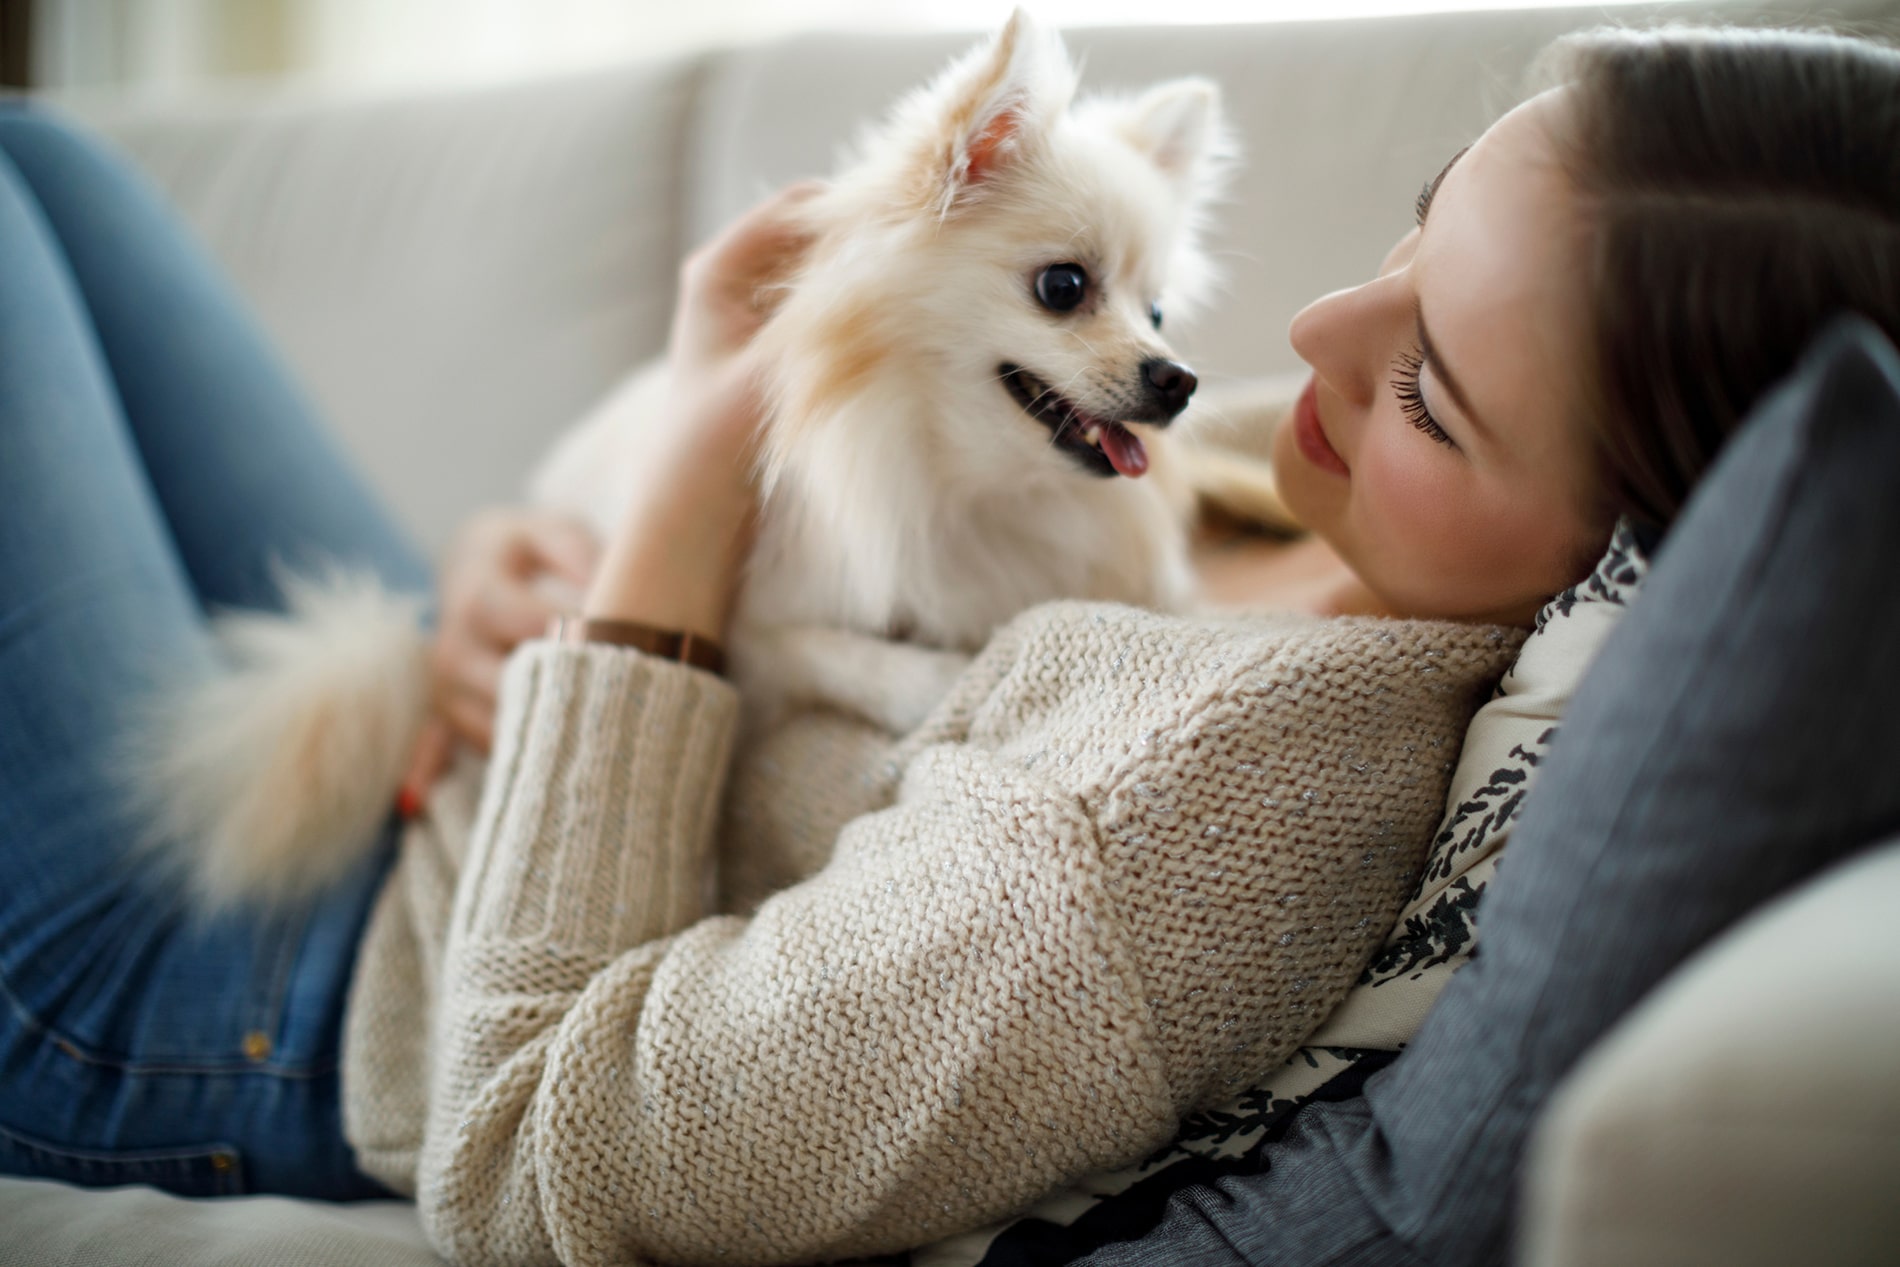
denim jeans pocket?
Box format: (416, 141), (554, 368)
(0, 1116), (245, 1196)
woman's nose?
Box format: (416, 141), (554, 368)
(1289, 280), (1389, 410)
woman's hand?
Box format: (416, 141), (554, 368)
(581, 182), (823, 638)
(397, 182), (820, 809)
(399, 507), (601, 809)
(399, 184), (820, 812)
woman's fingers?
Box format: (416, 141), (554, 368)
(472, 571), (563, 647)
(396, 716), (455, 817)
(442, 682), (497, 755)
(508, 512), (602, 590)
(422, 504), (605, 774)
(697, 180), (825, 291)
(441, 511), (598, 650)
(445, 656), (493, 708)
(445, 643), (502, 710)
(675, 182), (826, 358)
(425, 620), (503, 754)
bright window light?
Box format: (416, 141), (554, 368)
(915, 0), (1685, 27)
(301, 0), (1703, 91)
(33, 0), (1709, 95)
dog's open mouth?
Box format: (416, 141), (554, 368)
(1000, 364), (1149, 479)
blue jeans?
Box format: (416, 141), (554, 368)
(0, 105), (430, 1200)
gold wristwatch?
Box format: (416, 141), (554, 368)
(545, 616), (726, 677)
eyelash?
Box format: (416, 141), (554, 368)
(1391, 347), (1454, 447)
(1415, 145), (1469, 228)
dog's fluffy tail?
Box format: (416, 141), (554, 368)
(127, 566), (431, 912)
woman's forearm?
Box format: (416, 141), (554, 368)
(579, 184), (822, 643)
(413, 635), (1183, 1267)
(418, 641), (739, 1264)
(581, 495), (750, 642)
(412, 605), (1510, 1267)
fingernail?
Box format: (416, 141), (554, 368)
(396, 786), (424, 819)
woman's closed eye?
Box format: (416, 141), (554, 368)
(1390, 347), (1455, 448)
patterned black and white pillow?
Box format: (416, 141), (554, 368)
(916, 520), (1651, 1267)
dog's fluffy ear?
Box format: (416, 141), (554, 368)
(1083, 75), (1231, 318)
(1116, 77), (1229, 195)
(908, 9), (1076, 214)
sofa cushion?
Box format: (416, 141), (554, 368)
(64, 61), (699, 554)
(0, 1176), (440, 1267)
(1522, 837), (1900, 1267)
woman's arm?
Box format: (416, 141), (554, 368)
(397, 183), (819, 804)
(412, 603), (1509, 1267)
(414, 632), (1177, 1267)
(578, 182), (822, 640)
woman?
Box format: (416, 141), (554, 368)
(2, 21), (1897, 1267)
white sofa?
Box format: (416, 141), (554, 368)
(6, 3), (1899, 1264)
(51, 0), (1864, 557)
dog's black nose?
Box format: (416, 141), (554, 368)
(1141, 358), (1198, 419)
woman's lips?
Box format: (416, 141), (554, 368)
(1292, 377), (1349, 477)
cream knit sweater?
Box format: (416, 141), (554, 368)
(340, 602), (1520, 1267)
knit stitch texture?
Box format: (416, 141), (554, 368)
(340, 602), (1520, 1266)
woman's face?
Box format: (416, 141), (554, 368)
(1272, 89), (1603, 626)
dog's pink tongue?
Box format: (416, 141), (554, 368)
(1102, 424), (1148, 478)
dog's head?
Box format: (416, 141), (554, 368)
(763, 10), (1231, 490)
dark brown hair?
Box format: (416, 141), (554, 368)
(1540, 25), (1900, 532)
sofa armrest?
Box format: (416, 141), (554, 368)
(1522, 837), (1900, 1267)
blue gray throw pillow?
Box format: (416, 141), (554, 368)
(1056, 314), (1900, 1266)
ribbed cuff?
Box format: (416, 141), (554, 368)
(457, 640), (739, 954)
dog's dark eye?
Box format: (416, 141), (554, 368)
(1149, 302), (1163, 330)
(1035, 263), (1089, 313)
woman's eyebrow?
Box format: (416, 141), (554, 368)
(1414, 145), (1472, 227)
(1417, 304), (1493, 445)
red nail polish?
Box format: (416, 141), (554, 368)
(396, 786), (423, 819)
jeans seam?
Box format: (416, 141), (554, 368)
(0, 1115), (241, 1165)
(0, 1114), (247, 1196)
(0, 963), (337, 1079)
(246, 896), (315, 1065)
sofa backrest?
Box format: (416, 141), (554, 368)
(59, 0), (1900, 553)
(64, 63), (699, 553)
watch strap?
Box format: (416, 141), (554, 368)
(545, 616), (726, 676)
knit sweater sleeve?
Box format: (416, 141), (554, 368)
(416, 612), (1517, 1267)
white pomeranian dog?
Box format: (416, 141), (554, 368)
(133, 9), (1232, 909)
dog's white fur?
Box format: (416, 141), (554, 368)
(134, 10), (1231, 910)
